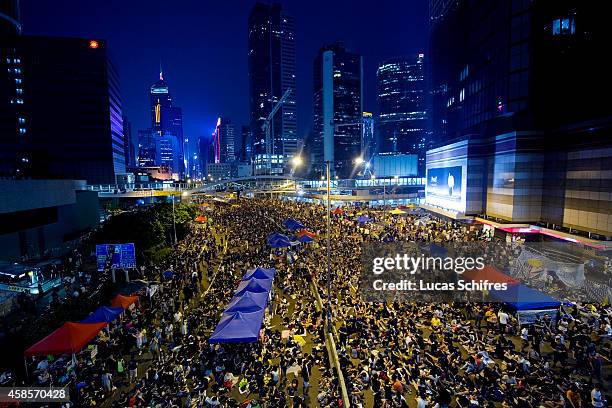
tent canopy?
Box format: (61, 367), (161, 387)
(225, 291), (268, 313)
(357, 215), (371, 223)
(267, 233), (291, 248)
(110, 294), (139, 309)
(235, 277), (272, 296)
(297, 229), (316, 238)
(194, 216), (208, 223)
(25, 322), (107, 356)
(462, 266), (519, 284)
(489, 284), (561, 311)
(209, 310), (265, 343)
(81, 306), (124, 324)
(242, 267), (276, 281)
(389, 208), (406, 215)
(298, 235), (314, 243)
(283, 218), (305, 230)
(331, 208), (344, 215)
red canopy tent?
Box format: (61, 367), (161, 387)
(110, 294), (139, 309)
(297, 229), (316, 239)
(194, 215), (208, 223)
(24, 322), (107, 356)
(331, 208), (344, 215)
(461, 266), (519, 285)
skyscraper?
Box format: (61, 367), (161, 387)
(122, 115), (135, 168)
(239, 125), (252, 163)
(427, 0), (612, 236)
(214, 118), (235, 164)
(313, 42), (363, 178)
(248, 2), (297, 174)
(377, 54), (428, 175)
(148, 71), (185, 178)
(0, 35), (125, 184)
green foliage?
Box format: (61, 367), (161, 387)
(92, 202), (198, 259)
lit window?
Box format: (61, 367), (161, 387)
(15, 78), (21, 84)
(16, 88), (23, 94)
(19, 128), (26, 134)
(18, 117), (25, 124)
(552, 17), (575, 35)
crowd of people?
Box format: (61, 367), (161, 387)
(13, 197), (612, 407)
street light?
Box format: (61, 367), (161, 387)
(291, 156), (303, 167)
(354, 156), (364, 165)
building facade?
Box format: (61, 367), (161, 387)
(376, 54), (428, 175)
(0, 35), (125, 184)
(148, 72), (185, 178)
(248, 2), (297, 174)
(313, 42), (363, 178)
(427, 0), (612, 237)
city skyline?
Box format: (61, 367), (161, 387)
(19, 0), (428, 148)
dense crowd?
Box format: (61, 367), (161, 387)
(16, 198), (612, 407)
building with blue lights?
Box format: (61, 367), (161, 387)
(312, 42), (363, 178)
(0, 35), (126, 184)
(248, 2), (297, 174)
(428, 0), (612, 237)
(376, 54), (429, 175)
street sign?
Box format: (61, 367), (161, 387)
(95, 243), (136, 271)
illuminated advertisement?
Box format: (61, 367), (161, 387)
(425, 165), (466, 212)
(96, 243), (137, 271)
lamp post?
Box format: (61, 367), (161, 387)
(291, 156), (303, 194)
(172, 195), (178, 244)
(325, 160), (332, 331)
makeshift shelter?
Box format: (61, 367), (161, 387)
(194, 216), (208, 223)
(81, 306), (124, 324)
(297, 229), (316, 238)
(242, 267), (276, 281)
(235, 277), (272, 296)
(110, 294), (139, 309)
(331, 208), (344, 215)
(489, 284), (561, 311)
(462, 266), (520, 285)
(209, 310), (265, 343)
(163, 271), (174, 279)
(357, 215), (371, 224)
(283, 218), (305, 230)
(298, 235), (314, 243)
(24, 322), (107, 356)
(225, 291), (268, 313)
(267, 233), (291, 248)
(389, 208), (406, 215)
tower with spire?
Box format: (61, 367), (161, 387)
(144, 67), (186, 179)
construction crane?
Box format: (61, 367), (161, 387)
(262, 88), (292, 172)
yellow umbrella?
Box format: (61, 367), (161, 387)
(389, 208), (405, 215)
(293, 335), (306, 347)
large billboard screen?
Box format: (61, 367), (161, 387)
(96, 243), (136, 271)
(425, 165), (466, 212)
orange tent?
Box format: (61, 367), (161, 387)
(194, 215), (208, 223)
(461, 266), (519, 285)
(297, 229), (316, 238)
(331, 208), (344, 215)
(110, 294), (139, 309)
(24, 322), (107, 356)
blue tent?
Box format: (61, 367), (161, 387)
(298, 235), (314, 243)
(357, 215), (371, 224)
(489, 284), (561, 311)
(209, 310), (265, 343)
(283, 218), (305, 230)
(242, 267), (276, 281)
(81, 306), (124, 324)
(225, 291), (268, 313)
(267, 233), (291, 248)
(235, 277), (272, 296)
(163, 271), (174, 279)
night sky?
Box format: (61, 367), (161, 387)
(21, 0), (428, 149)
